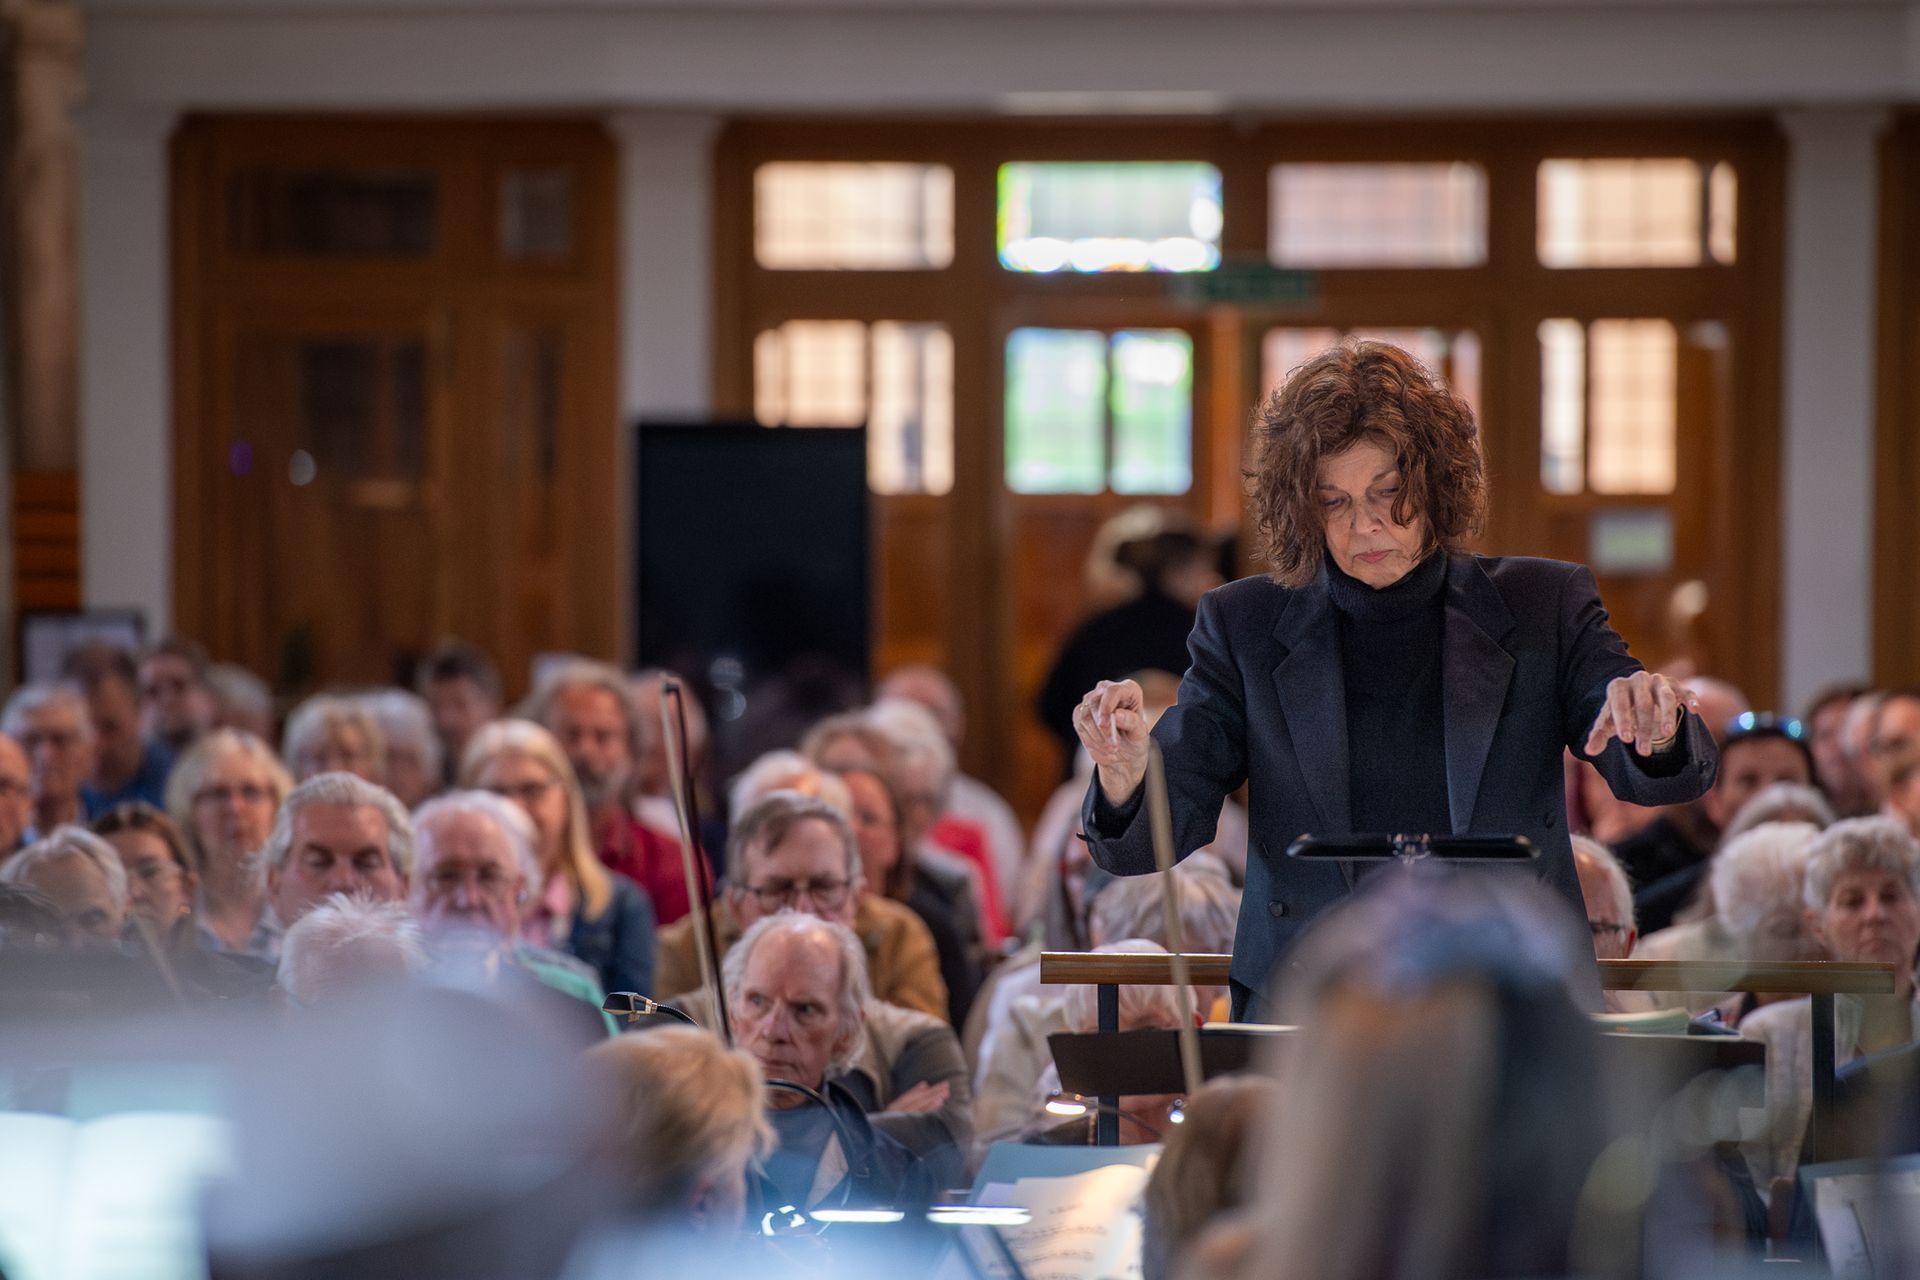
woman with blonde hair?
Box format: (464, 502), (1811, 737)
(164, 728), (293, 953)
(461, 719), (657, 996)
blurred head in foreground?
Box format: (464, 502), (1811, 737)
(1141, 1074), (1278, 1280)
(1194, 868), (1607, 1280)
(278, 893), (429, 1008)
(584, 1026), (774, 1232)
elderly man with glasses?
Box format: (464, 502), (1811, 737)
(656, 790), (972, 1182)
(654, 788), (946, 1019)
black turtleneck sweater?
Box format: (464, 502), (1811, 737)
(1327, 549), (1453, 838)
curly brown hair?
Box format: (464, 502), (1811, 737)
(1248, 340), (1487, 587)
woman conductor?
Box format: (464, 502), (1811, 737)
(1074, 341), (1719, 1018)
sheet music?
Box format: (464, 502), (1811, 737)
(1813, 1168), (1920, 1280)
(947, 1160), (1158, 1280)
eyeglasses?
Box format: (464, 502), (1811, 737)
(1588, 921), (1631, 938)
(0, 779), (27, 801)
(126, 858), (186, 886)
(742, 877), (853, 912)
(194, 783), (273, 807)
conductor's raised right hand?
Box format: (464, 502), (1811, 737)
(1073, 679), (1151, 806)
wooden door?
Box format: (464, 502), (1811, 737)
(173, 117), (618, 698)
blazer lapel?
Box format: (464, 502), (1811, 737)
(1272, 569), (1351, 837)
(1442, 556), (1516, 833)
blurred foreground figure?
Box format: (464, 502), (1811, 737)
(1187, 869), (1610, 1280)
(276, 893), (428, 1007)
(410, 790), (612, 1039)
(584, 1025), (773, 1231)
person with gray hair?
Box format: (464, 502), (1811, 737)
(654, 786), (947, 1020)
(722, 912), (929, 1212)
(277, 893), (428, 1007)
(520, 658), (691, 927)
(356, 689), (442, 809)
(2, 682), (96, 839)
(282, 694), (385, 785)
(0, 825), (129, 946)
(1633, 822), (1824, 1017)
(1742, 816), (1920, 1186)
(205, 663), (275, 743)
(260, 772), (413, 957)
(409, 790), (612, 1035)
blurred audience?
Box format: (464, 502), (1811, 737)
(277, 893), (429, 1008)
(463, 719), (657, 997)
(0, 825), (129, 946)
(523, 660), (690, 925)
(259, 772), (414, 958)
(282, 693), (385, 783)
(1622, 710), (1811, 932)
(876, 664), (1028, 914)
(359, 688), (443, 808)
(63, 642), (172, 813)
(166, 729), (293, 953)
(2, 681), (95, 837)
(206, 662), (276, 741)
(0, 731), (30, 859)
(1036, 512), (1223, 776)
(838, 766), (978, 1026)
(626, 668), (710, 845)
(138, 636), (216, 754)
(1805, 682), (1877, 817)
(409, 790), (612, 1036)
(1633, 821), (1824, 1019)
(1741, 817), (1920, 1188)
(416, 640), (504, 783)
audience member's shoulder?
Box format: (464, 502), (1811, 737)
(859, 891), (933, 938)
(863, 995), (952, 1042)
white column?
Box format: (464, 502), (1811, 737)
(78, 103), (176, 634)
(1778, 108), (1884, 711)
(605, 112), (720, 662)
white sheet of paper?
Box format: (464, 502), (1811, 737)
(941, 1160), (1158, 1280)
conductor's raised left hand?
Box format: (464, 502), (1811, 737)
(1583, 671), (1698, 758)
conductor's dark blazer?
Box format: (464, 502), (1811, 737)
(1082, 553), (1718, 1008)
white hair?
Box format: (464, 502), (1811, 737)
(1803, 815), (1920, 912)
(1710, 821), (1821, 941)
(864, 698), (956, 809)
(722, 912), (870, 1078)
(1060, 939), (1195, 1033)
(1088, 851), (1242, 953)
(206, 663), (273, 725)
(357, 688), (443, 786)
(1570, 835), (1635, 934)
(0, 825), (129, 912)
(277, 893), (429, 1005)
(261, 771), (415, 876)
(1722, 782), (1834, 845)
(725, 750), (854, 825)
(282, 693), (386, 777)
(411, 790), (540, 897)
(0, 682), (93, 742)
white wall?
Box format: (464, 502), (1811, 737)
(76, 0), (1920, 681)
(79, 103), (175, 634)
(1779, 109), (1886, 709)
